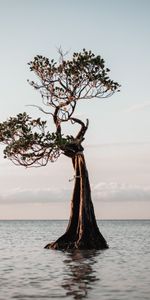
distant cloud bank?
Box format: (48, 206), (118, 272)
(0, 182), (150, 204)
(93, 182), (150, 202)
(0, 187), (71, 204)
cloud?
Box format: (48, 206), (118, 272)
(125, 101), (150, 112)
(1, 182), (150, 205)
(0, 187), (71, 205)
(92, 182), (150, 202)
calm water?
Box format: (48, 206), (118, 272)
(0, 220), (150, 300)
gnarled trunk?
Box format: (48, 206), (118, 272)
(45, 153), (108, 250)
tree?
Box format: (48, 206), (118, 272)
(0, 49), (120, 250)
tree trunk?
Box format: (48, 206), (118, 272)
(45, 153), (108, 250)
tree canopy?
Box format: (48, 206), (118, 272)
(0, 49), (120, 167)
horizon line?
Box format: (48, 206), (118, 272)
(0, 218), (150, 221)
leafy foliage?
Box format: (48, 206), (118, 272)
(0, 112), (73, 166)
(28, 49), (120, 121)
(0, 49), (120, 167)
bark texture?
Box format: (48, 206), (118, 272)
(45, 153), (108, 250)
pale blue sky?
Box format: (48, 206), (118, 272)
(0, 0), (150, 219)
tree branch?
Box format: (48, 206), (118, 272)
(70, 117), (89, 141)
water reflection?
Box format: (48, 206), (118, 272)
(62, 250), (100, 299)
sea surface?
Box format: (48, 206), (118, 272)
(0, 220), (150, 300)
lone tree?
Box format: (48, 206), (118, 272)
(0, 49), (120, 250)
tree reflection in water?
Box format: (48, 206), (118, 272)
(62, 250), (100, 299)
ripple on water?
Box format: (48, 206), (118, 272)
(0, 220), (150, 300)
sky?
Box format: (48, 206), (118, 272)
(0, 0), (150, 219)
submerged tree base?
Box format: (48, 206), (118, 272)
(44, 153), (109, 251)
(44, 241), (108, 251)
(44, 234), (109, 250)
